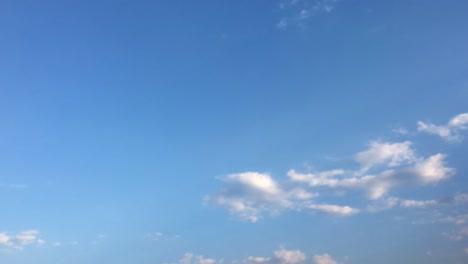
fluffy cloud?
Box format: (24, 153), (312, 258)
(289, 147), (453, 199)
(207, 113), (464, 222)
(0, 233), (12, 247)
(0, 230), (44, 250)
(418, 112), (468, 142)
(274, 248), (307, 264)
(313, 254), (337, 264)
(354, 141), (416, 174)
(206, 172), (317, 222)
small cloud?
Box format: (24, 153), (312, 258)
(392, 128), (408, 135)
(306, 203), (360, 216)
(313, 0), (339, 13)
(206, 172), (317, 222)
(52, 242), (61, 247)
(91, 234), (105, 245)
(146, 232), (164, 240)
(446, 226), (468, 240)
(298, 9), (310, 20)
(418, 112), (468, 142)
(277, 18), (288, 30)
(16, 230), (40, 245)
(313, 254), (337, 264)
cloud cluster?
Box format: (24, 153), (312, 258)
(176, 253), (220, 264)
(418, 113), (468, 142)
(207, 113), (466, 222)
(205, 172), (358, 222)
(0, 230), (44, 250)
(175, 248), (337, 264)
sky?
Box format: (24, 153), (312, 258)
(1, 0), (468, 263)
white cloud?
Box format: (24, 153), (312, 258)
(418, 112), (468, 142)
(274, 248), (307, 264)
(175, 248), (338, 264)
(313, 254), (337, 264)
(400, 199), (438, 208)
(0, 233), (12, 247)
(146, 232), (164, 240)
(176, 253), (221, 264)
(206, 172), (317, 222)
(354, 141), (416, 174)
(392, 128), (408, 135)
(306, 204), (359, 216)
(277, 18), (288, 30)
(246, 257), (271, 263)
(16, 230), (40, 245)
(0, 230), (44, 251)
(289, 145), (453, 200)
(244, 248), (306, 264)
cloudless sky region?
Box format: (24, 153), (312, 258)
(1, 0), (468, 263)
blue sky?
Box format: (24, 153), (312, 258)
(1, 0), (468, 263)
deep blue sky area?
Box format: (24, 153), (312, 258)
(0, 1), (467, 264)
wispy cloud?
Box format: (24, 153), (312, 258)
(276, 0), (340, 30)
(418, 112), (468, 142)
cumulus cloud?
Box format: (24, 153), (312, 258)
(313, 254), (337, 264)
(206, 172), (317, 222)
(274, 248), (307, 264)
(418, 112), (468, 142)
